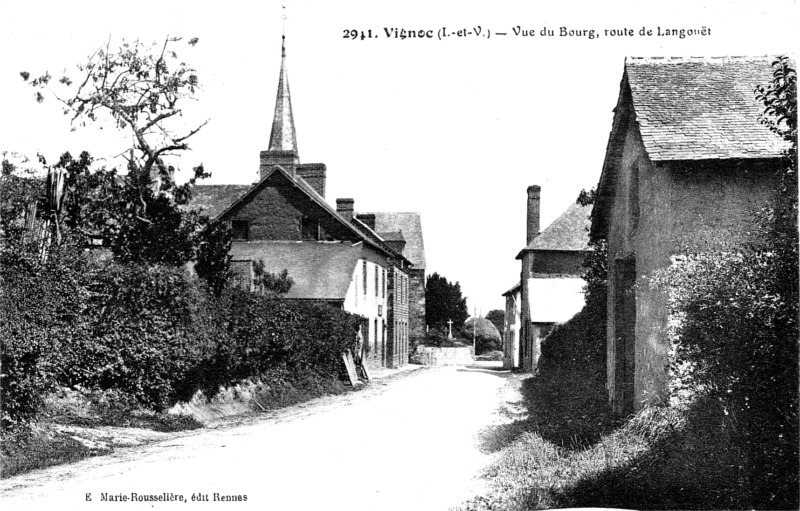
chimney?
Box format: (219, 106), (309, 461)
(336, 198), (354, 220)
(296, 164), (326, 198)
(356, 213), (376, 231)
(526, 185), (541, 244)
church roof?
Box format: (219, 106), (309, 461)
(366, 212), (426, 269)
(230, 241), (361, 301)
(518, 202), (592, 256)
(625, 56), (790, 161)
(268, 37), (298, 154)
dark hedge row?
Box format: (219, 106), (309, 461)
(0, 241), (359, 429)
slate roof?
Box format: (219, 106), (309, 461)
(519, 202), (592, 255)
(190, 184), (251, 219)
(367, 212), (426, 269)
(502, 282), (521, 296)
(379, 231), (405, 242)
(625, 56), (791, 161)
(230, 241), (361, 301)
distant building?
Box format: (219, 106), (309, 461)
(591, 56), (788, 413)
(355, 212), (426, 345)
(504, 185), (592, 371)
(191, 39), (423, 369)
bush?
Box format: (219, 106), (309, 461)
(69, 263), (219, 410)
(1, 242), (361, 424)
(652, 247), (798, 506)
(421, 328), (467, 348)
(0, 239), (92, 430)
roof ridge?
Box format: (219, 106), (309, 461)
(627, 54), (784, 64)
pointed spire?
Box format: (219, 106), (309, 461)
(268, 34), (298, 157)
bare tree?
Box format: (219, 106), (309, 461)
(22, 35), (207, 195)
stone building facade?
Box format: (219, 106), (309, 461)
(505, 185), (591, 371)
(190, 39), (418, 369)
(356, 212), (426, 345)
(591, 56), (788, 413)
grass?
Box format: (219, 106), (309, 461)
(1, 428), (112, 478)
(1, 387), (204, 479)
(1, 372), (347, 480)
(460, 360), (799, 510)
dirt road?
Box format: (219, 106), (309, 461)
(1, 364), (513, 511)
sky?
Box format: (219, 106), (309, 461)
(1, 0), (797, 315)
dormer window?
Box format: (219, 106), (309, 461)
(231, 220), (250, 241)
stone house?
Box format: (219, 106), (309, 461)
(501, 282), (521, 370)
(504, 185), (592, 371)
(591, 56), (789, 413)
(190, 40), (419, 369)
(354, 212), (426, 345)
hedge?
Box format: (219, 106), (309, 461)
(1, 247), (361, 427)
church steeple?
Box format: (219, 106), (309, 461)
(268, 36), (298, 156)
(260, 35), (300, 179)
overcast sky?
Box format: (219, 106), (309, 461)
(1, 0), (797, 314)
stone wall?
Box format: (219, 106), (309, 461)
(529, 251), (587, 275)
(408, 268), (426, 342)
(605, 114), (781, 412)
(223, 173), (356, 242)
(412, 347), (473, 366)
(386, 267), (410, 368)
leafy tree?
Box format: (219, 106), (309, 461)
(253, 262), (294, 297)
(22, 37), (224, 268)
(425, 272), (469, 331)
(23, 35), (206, 189)
(195, 221), (232, 296)
(485, 309), (505, 336)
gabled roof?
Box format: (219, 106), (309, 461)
(189, 166), (392, 257)
(349, 216), (412, 267)
(625, 56), (790, 161)
(591, 55), (791, 239)
(366, 212), (426, 269)
(231, 241), (361, 301)
(517, 202), (592, 258)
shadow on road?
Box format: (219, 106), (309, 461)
(477, 365), (618, 455)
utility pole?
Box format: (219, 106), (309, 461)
(473, 306), (477, 354)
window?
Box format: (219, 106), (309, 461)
(301, 216), (319, 240)
(375, 265), (379, 297)
(231, 220), (250, 241)
(363, 261), (367, 294)
(382, 269), (386, 299)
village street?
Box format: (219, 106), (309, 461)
(1, 364), (517, 511)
